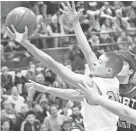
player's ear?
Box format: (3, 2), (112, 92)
(128, 69), (134, 75)
(106, 68), (112, 76)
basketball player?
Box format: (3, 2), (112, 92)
(77, 81), (136, 125)
(6, 2), (123, 131)
(116, 48), (136, 131)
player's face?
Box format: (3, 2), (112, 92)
(92, 54), (111, 77)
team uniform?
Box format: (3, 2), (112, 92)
(81, 77), (119, 131)
(117, 96), (136, 131)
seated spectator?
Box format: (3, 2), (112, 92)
(43, 104), (65, 131)
(14, 69), (28, 95)
(61, 119), (73, 131)
(1, 66), (13, 95)
(1, 100), (16, 124)
(117, 32), (133, 49)
(100, 18), (115, 43)
(42, 68), (57, 86)
(25, 62), (37, 81)
(71, 106), (83, 127)
(21, 110), (41, 131)
(68, 44), (85, 74)
(34, 97), (49, 123)
(7, 86), (25, 112)
(14, 103), (29, 131)
(88, 29), (100, 48)
(1, 118), (13, 131)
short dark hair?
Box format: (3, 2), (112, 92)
(25, 110), (35, 118)
(104, 51), (123, 76)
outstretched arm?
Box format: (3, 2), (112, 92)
(26, 81), (84, 102)
(6, 25), (91, 88)
(60, 2), (98, 71)
(77, 82), (136, 125)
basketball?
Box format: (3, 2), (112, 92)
(6, 7), (37, 36)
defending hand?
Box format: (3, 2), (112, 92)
(60, 1), (84, 24)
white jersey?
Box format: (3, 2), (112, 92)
(81, 77), (119, 131)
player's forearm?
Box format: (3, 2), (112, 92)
(98, 96), (136, 124)
(72, 22), (97, 69)
(35, 83), (83, 102)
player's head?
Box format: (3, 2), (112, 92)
(92, 51), (123, 78)
(116, 47), (136, 84)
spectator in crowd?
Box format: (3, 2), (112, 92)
(21, 110), (41, 131)
(61, 119), (73, 131)
(1, 100), (16, 124)
(30, 15), (47, 49)
(47, 14), (64, 47)
(1, 66), (13, 95)
(4, 41), (16, 53)
(25, 62), (37, 81)
(100, 18), (115, 43)
(1, 44), (6, 66)
(14, 103), (29, 131)
(59, 13), (74, 34)
(68, 44), (85, 74)
(7, 86), (25, 112)
(34, 97), (49, 123)
(117, 32), (133, 49)
(71, 106), (83, 127)
(14, 69), (27, 95)
(1, 118), (13, 131)
(40, 124), (46, 131)
(43, 104), (65, 131)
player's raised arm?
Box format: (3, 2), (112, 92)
(60, 1), (98, 71)
(6, 25), (90, 88)
(77, 82), (136, 125)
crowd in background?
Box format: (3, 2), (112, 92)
(1, 1), (136, 131)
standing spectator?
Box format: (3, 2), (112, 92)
(1, 66), (13, 95)
(43, 104), (65, 131)
(117, 32), (133, 49)
(47, 14), (63, 48)
(14, 103), (29, 131)
(30, 15), (47, 49)
(21, 110), (41, 131)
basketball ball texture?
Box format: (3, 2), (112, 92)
(6, 7), (37, 36)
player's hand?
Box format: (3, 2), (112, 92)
(59, 1), (84, 24)
(77, 81), (100, 104)
(6, 25), (28, 44)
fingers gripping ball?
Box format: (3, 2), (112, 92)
(6, 7), (37, 36)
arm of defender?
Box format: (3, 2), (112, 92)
(60, 2), (98, 71)
(31, 81), (84, 102)
(99, 97), (136, 125)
